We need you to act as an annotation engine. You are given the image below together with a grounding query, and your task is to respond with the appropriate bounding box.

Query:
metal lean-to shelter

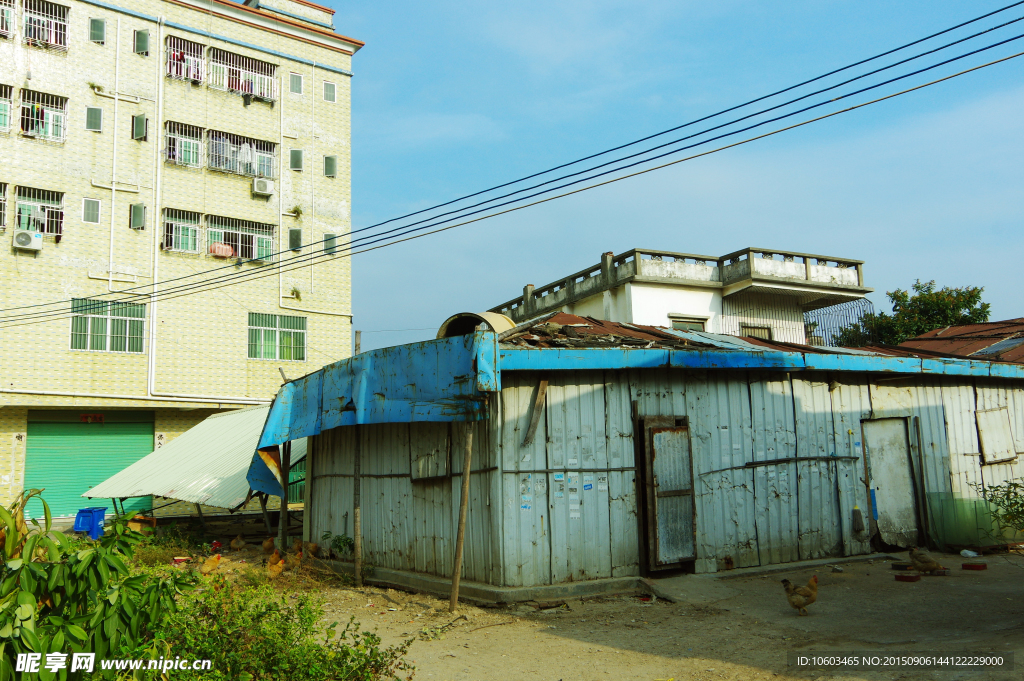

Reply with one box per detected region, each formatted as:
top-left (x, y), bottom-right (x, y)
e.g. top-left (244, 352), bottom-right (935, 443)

top-left (249, 313), bottom-right (1024, 600)
top-left (86, 405), bottom-right (305, 513)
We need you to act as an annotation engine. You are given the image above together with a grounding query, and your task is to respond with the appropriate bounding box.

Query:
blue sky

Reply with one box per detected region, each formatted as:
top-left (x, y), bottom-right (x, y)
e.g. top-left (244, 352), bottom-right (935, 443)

top-left (317, 0), bottom-right (1024, 351)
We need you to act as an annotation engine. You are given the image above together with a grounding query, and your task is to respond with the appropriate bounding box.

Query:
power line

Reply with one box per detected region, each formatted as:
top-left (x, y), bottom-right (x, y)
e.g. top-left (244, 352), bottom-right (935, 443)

top-left (3, 2), bottom-right (1023, 317)
top-left (1, 49), bottom-right (1019, 331)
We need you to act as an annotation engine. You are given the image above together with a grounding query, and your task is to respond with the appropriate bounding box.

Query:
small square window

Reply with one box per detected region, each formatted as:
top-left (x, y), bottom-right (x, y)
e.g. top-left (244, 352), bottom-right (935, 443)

top-left (740, 324), bottom-right (773, 340)
top-left (671, 319), bottom-right (705, 332)
top-left (289, 73), bottom-right (303, 94)
top-left (323, 233), bottom-right (338, 254)
top-left (129, 203), bottom-right (146, 230)
top-left (85, 107), bottom-right (103, 132)
top-left (290, 149), bottom-right (303, 171)
top-left (323, 81), bottom-right (336, 103)
top-left (134, 30), bottom-right (149, 56)
top-left (132, 114), bottom-right (148, 141)
top-left (323, 155), bottom-right (337, 177)
top-left (90, 18), bottom-right (106, 44)
top-left (82, 198), bottom-right (101, 224)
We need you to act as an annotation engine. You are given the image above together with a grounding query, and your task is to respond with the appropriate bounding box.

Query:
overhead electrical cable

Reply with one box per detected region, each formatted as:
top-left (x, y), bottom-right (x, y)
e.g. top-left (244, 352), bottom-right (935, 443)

top-left (2, 2), bottom-right (1023, 316)
top-left (1, 48), bottom-right (1020, 330)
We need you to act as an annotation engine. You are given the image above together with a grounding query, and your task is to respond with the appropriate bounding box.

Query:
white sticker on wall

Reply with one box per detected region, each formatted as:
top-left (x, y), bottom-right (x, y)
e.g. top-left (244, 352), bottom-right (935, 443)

top-left (568, 457), bottom-right (579, 467)
top-left (583, 475), bottom-right (594, 491)
top-left (597, 475), bottom-right (608, 491)
top-left (570, 510), bottom-right (581, 519)
top-left (555, 483), bottom-right (565, 498)
top-left (534, 479), bottom-right (546, 494)
top-left (553, 472), bottom-right (565, 481)
top-left (521, 494), bottom-right (532, 511)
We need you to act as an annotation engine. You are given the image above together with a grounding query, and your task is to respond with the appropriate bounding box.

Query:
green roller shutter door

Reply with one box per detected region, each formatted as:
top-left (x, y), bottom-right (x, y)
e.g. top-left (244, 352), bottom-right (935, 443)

top-left (24, 420), bottom-right (154, 519)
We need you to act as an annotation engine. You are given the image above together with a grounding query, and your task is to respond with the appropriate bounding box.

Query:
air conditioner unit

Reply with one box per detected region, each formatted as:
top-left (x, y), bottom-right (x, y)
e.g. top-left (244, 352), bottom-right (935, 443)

top-left (13, 230), bottom-right (43, 252)
top-left (252, 178), bottom-right (274, 196)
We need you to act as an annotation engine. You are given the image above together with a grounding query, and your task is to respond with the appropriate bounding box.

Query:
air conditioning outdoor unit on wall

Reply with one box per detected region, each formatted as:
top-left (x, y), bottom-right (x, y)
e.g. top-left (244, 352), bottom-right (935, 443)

top-left (13, 230), bottom-right (44, 252)
top-left (252, 178), bottom-right (274, 196)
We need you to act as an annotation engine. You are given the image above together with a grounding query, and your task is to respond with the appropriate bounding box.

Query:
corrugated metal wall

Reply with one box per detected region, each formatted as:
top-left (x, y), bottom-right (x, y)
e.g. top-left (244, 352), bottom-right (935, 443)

top-left (308, 370), bottom-right (1024, 589)
top-left (308, 419), bottom-right (496, 583)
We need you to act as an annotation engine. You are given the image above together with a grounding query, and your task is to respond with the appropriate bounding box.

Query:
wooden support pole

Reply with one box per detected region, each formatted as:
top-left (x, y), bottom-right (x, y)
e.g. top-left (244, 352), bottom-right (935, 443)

top-left (521, 378), bottom-right (549, 447)
top-left (259, 493), bottom-right (272, 534)
top-left (353, 424), bottom-right (363, 587)
top-left (194, 503), bottom-right (205, 532)
top-left (450, 423), bottom-right (474, 613)
top-left (278, 441), bottom-right (291, 550)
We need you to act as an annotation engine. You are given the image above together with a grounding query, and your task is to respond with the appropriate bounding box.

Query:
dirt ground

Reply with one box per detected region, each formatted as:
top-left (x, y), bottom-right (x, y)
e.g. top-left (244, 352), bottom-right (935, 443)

top-left (308, 551), bottom-right (1023, 681)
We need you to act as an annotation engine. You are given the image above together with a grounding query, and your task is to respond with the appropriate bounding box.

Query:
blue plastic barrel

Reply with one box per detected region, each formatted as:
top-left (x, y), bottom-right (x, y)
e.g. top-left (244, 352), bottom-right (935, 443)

top-left (73, 507), bottom-right (107, 540)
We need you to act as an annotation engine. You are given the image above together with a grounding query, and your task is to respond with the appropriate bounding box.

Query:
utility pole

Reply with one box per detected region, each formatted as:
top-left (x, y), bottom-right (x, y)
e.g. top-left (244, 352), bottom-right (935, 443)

top-left (354, 330), bottom-right (361, 355)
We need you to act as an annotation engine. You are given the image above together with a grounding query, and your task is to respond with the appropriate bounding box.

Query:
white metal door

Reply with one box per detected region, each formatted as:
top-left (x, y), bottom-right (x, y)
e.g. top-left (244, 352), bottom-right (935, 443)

top-left (650, 427), bottom-right (695, 564)
top-left (863, 418), bottom-right (918, 547)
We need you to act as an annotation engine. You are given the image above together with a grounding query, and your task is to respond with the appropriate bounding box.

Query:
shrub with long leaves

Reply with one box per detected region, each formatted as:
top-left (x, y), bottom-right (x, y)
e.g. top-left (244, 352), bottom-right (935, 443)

top-left (0, 490), bottom-right (193, 680)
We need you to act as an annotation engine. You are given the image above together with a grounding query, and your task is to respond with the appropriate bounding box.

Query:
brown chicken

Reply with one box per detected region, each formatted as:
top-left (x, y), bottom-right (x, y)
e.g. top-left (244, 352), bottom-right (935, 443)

top-left (305, 542), bottom-right (319, 558)
top-left (267, 549), bottom-right (282, 566)
top-left (200, 554), bottom-right (222, 576)
top-left (781, 575), bottom-right (818, 616)
top-left (229, 534), bottom-right (247, 552)
top-left (909, 548), bottom-right (945, 573)
top-left (283, 550), bottom-right (303, 572)
top-left (267, 560), bottom-right (284, 579)
top-left (262, 536), bottom-right (277, 554)
top-left (291, 538), bottom-right (303, 554)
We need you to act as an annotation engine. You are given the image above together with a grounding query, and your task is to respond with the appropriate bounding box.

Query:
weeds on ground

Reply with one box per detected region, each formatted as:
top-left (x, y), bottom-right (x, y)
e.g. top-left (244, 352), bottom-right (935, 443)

top-left (145, 576), bottom-right (414, 680)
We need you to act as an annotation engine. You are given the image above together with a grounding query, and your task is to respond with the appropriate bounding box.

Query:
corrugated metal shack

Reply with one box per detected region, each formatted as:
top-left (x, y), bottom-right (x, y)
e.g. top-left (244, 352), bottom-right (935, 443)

top-left (252, 313), bottom-right (1024, 599)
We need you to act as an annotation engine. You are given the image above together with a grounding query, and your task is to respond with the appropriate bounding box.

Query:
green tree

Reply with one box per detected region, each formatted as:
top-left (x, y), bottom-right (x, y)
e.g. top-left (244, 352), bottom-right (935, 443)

top-left (835, 279), bottom-right (990, 347)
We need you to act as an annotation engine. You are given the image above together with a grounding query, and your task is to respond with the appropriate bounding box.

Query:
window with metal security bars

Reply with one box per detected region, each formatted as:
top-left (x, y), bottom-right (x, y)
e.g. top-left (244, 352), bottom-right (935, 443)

top-left (20, 89), bottom-right (67, 142)
top-left (22, 0), bottom-right (68, 50)
top-left (248, 313), bottom-right (306, 361)
top-left (165, 122), bottom-right (203, 168)
top-left (162, 208), bottom-right (200, 253)
top-left (0, 0), bottom-right (13, 38)
top-left (0, 84), bottom-right (11, 133)
top-left (15, 186), bottom-right (62, 234)
top-left (0, 183), bottom-right (6, 229)
top-left (207, 216), bottom-right (274, 261)
top-left (71, 299), bottom-right (146, 353)
top-left (208, 48), bottom-right (278, 100)
top-left (165, 35), bottom-right (204, 82)
top-left (208, 130), bottom-right (275, 178)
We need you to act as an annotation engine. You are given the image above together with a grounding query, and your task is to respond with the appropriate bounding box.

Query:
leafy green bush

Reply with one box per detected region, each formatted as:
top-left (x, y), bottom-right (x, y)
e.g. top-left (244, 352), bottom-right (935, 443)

top-left (975, 478), bottom-right (1024, 536)
top-left (0, 490), bottom-right (193, 680)
top-left (150, 578), bottom-right (413, 680)
top-left (320, 531), bottom-right (354, 559)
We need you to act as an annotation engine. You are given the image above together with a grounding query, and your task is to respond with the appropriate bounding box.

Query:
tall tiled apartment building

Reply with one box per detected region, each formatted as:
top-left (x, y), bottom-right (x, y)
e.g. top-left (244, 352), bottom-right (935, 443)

top-left (0, 0), bottom-right (362, 517)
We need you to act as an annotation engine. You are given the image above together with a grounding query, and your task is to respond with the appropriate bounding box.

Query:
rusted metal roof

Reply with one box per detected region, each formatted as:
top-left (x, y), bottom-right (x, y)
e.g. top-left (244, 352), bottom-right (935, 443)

top-left (899, 319), bottom-right (1024, 364)
top-left (499, 312), bottom-right (718, 349)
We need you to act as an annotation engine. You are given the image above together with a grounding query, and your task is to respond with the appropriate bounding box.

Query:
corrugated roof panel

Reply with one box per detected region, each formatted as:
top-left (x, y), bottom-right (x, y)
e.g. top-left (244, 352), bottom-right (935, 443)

top-left (85, 405), bottom-right (304, 509)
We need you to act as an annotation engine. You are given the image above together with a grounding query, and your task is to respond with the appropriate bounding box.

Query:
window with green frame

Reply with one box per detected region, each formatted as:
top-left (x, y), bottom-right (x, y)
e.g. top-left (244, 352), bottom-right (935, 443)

top-left (71, 299), bottom-right (146, 353)
top-left (248, 313), bottom-right (306, 361)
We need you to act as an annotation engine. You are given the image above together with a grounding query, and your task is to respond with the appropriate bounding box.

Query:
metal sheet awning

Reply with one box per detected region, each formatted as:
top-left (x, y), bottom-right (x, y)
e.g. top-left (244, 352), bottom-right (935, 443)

top-left (85, 405), bottom-right (306, 509)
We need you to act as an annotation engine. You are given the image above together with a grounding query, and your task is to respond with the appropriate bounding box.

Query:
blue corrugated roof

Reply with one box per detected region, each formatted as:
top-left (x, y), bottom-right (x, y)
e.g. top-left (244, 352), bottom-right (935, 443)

top-left (251, 327), bottom-right (1024, 456)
